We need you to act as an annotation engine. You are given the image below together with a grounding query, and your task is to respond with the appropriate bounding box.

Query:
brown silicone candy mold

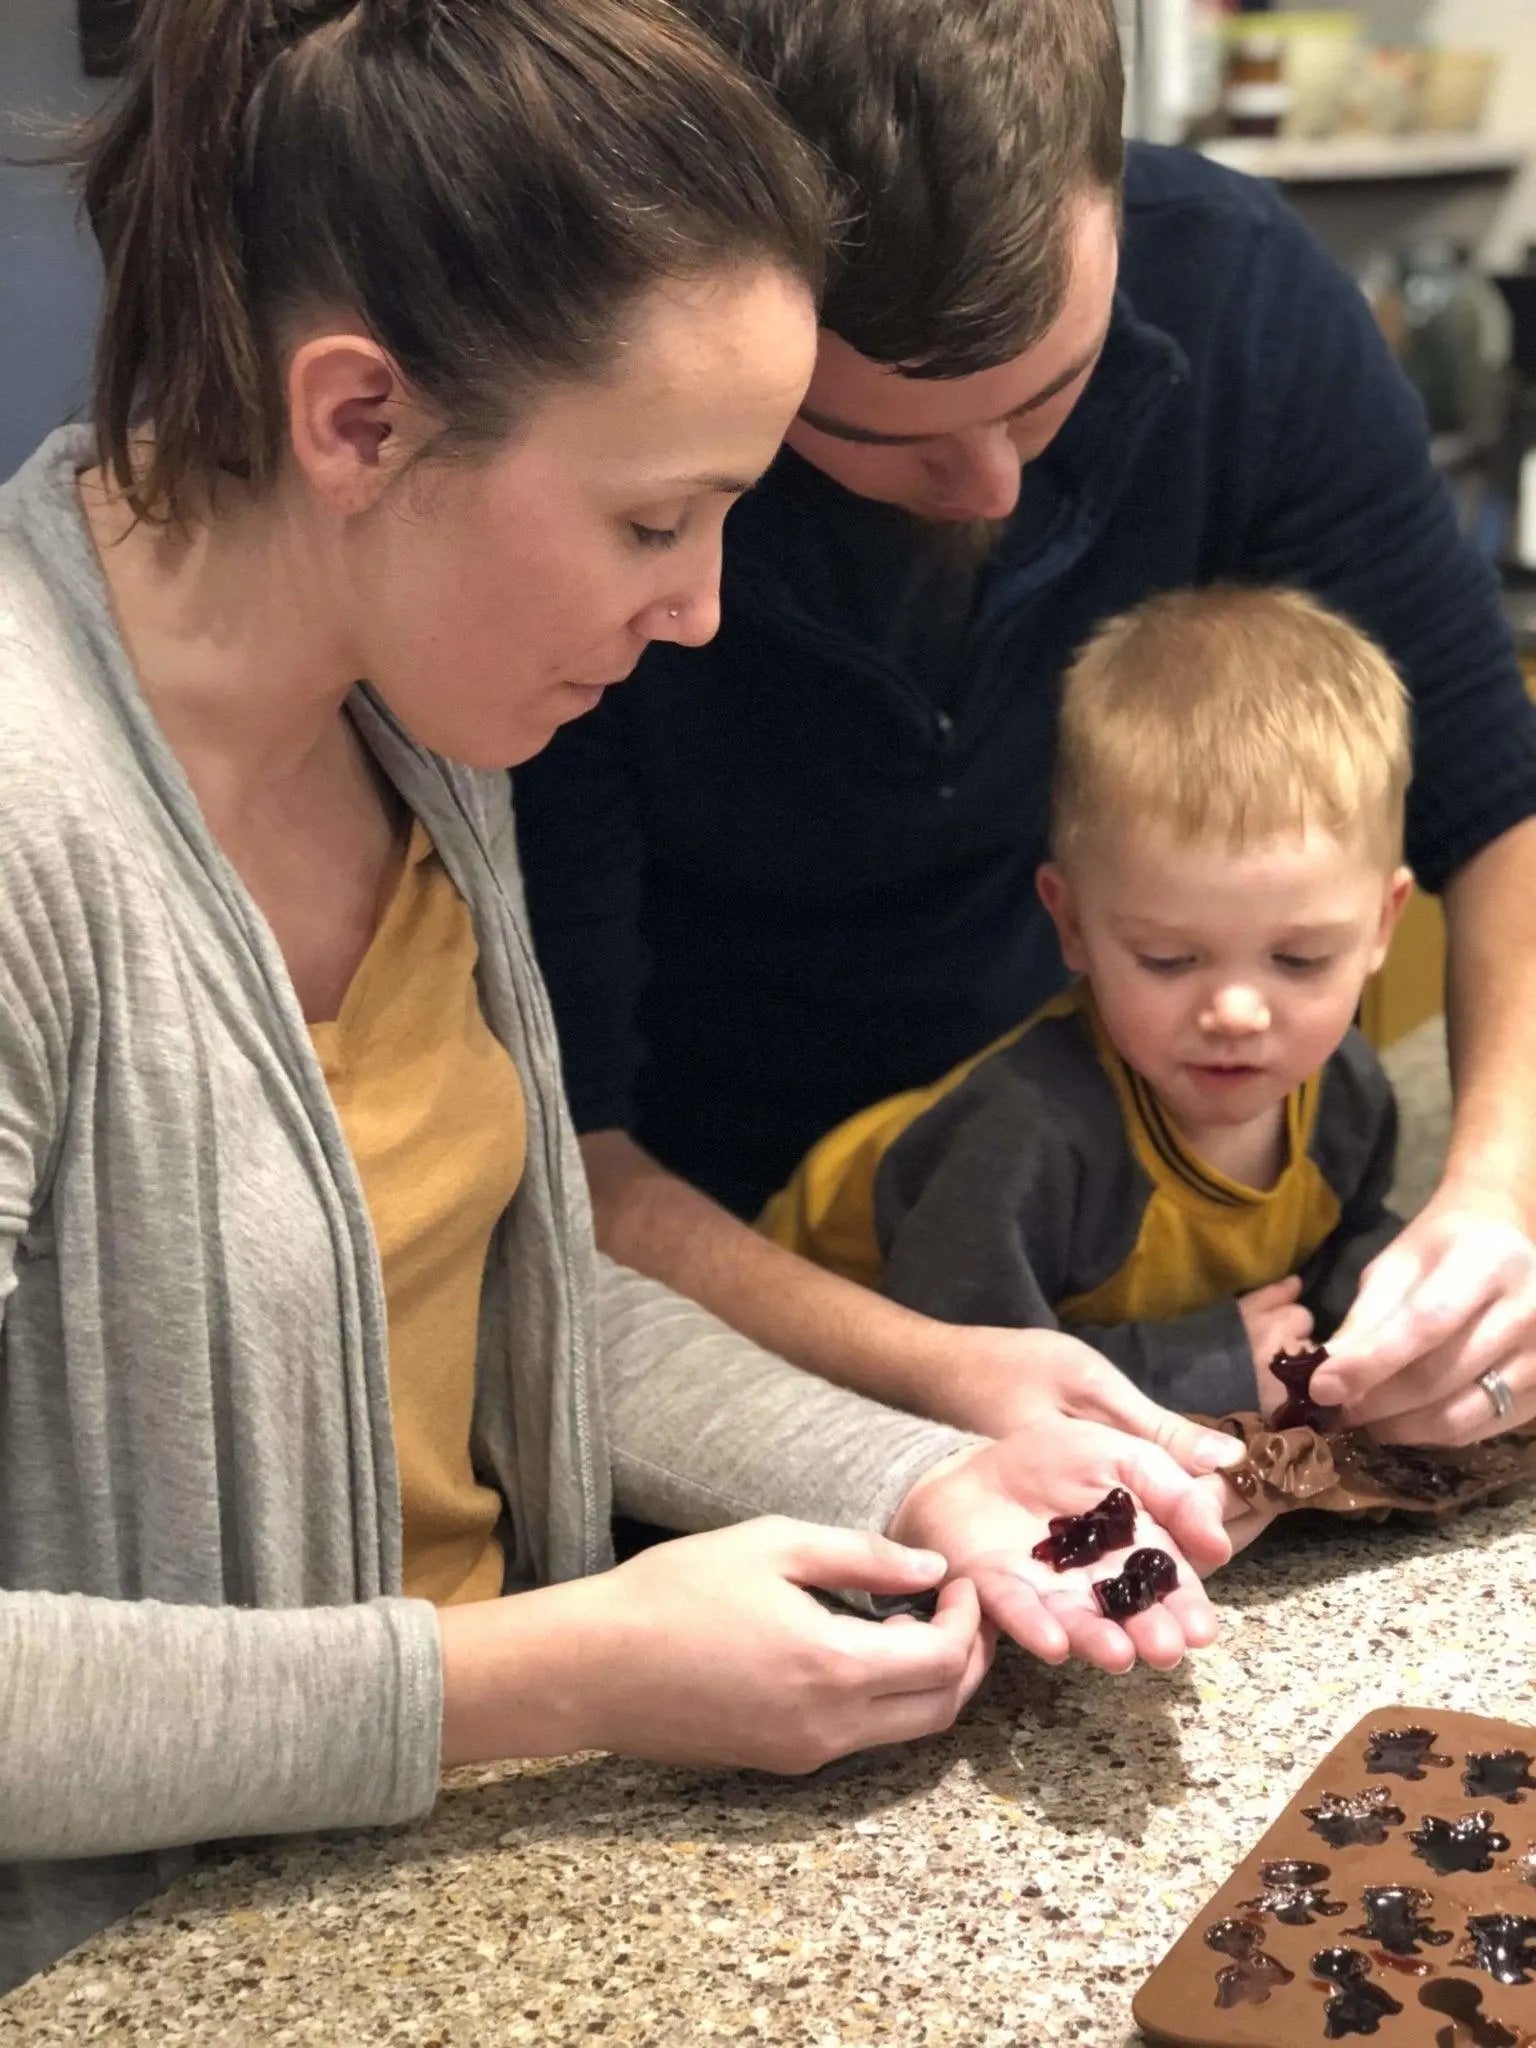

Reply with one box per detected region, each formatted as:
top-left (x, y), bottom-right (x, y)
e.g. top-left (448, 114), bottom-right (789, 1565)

top-left (1134, 1707), bottom-right (1536, 2048)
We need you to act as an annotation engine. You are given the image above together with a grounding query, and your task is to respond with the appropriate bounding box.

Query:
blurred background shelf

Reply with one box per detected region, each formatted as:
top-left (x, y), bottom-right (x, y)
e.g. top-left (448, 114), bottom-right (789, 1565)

top-left (1200, 131), bottom-right (1526, 180)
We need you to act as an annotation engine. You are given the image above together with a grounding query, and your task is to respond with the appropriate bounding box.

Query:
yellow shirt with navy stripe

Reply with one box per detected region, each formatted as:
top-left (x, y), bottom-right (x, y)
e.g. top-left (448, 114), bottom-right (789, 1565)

top-left (760, 981), bottom-right (1397, 1413)
top-left (310, 819), bottom-right (525, 1607)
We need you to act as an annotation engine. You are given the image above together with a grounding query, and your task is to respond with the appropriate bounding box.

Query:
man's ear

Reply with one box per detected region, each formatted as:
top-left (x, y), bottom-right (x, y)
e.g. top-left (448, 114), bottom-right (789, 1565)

top-left (286, 333), bottom-right (416, 517)
top-left (1367, 864), bottom-right (1415, 977)
top-left (1037, 861), bottom-right (1087, 971)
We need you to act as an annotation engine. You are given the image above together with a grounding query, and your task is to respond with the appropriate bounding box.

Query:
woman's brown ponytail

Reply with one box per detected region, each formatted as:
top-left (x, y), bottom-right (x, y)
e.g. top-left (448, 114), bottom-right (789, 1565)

top-left (75, 0), bottom-right (828, 523)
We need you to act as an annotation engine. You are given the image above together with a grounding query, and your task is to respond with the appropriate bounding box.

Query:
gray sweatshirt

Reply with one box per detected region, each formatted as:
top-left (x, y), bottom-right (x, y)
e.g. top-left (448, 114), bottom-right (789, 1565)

top-left (0, 432), bottom-right (972, 1994)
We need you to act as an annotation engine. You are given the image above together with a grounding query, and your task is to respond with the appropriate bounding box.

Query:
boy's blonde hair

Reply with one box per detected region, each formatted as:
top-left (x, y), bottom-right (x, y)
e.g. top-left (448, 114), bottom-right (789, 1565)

top-left (1051, 586), bottom-right (1410, 870)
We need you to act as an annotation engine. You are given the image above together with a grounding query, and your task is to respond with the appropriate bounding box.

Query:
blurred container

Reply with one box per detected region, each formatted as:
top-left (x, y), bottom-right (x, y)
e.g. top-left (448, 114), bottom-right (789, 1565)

top-left (1218, 10), bottom-right (1363, 140)
top-left (1417, 49), bottom-right (1499, 134)
top-left (1398, 242), bottom-right (1508, 436)
top-left (1281, 12), bottom-right (1363, 138)
top-left (1336, 44), bottom-right (1425, 134)
top-left (1224, 27), bottom-right (1290, 138)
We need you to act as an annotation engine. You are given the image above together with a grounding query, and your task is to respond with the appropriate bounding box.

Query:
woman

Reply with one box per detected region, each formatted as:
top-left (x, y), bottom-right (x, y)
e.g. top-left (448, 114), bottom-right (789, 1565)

top-left (0, 0), bottom-right (1237, 1994)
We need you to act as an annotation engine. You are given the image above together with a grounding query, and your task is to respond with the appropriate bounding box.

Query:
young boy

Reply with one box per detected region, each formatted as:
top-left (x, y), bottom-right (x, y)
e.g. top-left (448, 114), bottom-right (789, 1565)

top-left (759, 586), bottom-right (1413, 1417)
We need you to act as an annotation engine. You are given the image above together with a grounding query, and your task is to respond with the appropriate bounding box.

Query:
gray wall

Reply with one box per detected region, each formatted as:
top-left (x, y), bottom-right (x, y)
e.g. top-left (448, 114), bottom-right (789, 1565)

top-left (1, 0), bottom-right (111, 481)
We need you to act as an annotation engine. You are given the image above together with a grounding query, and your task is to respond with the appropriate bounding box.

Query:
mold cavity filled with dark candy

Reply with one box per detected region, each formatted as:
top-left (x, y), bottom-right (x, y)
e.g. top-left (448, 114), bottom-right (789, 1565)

top-left (1419, 1976), bottom-right (1528, 2046)
top-left (1456, 1913), bottom-right (1536, 1987)
top-left (1346, 1884), bottom-right (1451, 1955)
top-left (1089, 1545), bottom-right (1177, 1620)
top-left (1464, 1752), bottom-right (1536, 1804)
top-left (1269, 1342), bottom-right (1332, 1429)
top-left (1304, 1788), bottom-right (1408, 1849)
top-left (1030, 1485), bottom-right (1137, 1570)
top-left (1365, 1726), bottom-right (1454, 1780)
top-left (1205, 1915), bottom-right (1294, 2007)
top-left (1310, 1947), bottom-right (1404, 2037)
top-left (1239, 1860), bottom-right (1347, 1927)
top-left (1411, 1811), bottom-right (1512, 1875)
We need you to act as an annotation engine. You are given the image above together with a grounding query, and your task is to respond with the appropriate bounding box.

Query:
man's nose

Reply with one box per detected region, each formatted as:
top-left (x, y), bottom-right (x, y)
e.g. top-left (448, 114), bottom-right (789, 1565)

top-left (1201, 983), bottom-right (1271, 1035)
top-left (925, 427), bottom-right (1023, 520)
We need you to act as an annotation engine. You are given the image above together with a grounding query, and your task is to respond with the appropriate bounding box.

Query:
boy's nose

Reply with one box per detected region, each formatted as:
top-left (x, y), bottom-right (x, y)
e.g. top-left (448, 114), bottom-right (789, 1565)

top-left (1201, 983), bottom-right (1271, 1036)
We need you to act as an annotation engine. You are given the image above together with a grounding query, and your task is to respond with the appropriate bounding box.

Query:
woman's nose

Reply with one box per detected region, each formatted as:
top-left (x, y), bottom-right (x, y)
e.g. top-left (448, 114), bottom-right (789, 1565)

top-left (925, 427), bottom-right (1023, 520)
top-left (643, 549), bottom-right (723, 648)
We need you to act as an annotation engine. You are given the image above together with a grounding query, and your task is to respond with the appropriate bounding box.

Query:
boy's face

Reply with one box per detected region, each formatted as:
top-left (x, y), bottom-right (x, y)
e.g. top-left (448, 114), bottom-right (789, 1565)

top-left (783, 191), bottom-right (1119, 523)
top-left (1038, 824), bottom-right (1412, 1141)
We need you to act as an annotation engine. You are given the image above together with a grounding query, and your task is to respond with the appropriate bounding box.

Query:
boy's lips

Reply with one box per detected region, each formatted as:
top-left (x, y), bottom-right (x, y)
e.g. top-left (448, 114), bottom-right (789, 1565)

top-left (1185, 1061), bottom-right (1267, 1086)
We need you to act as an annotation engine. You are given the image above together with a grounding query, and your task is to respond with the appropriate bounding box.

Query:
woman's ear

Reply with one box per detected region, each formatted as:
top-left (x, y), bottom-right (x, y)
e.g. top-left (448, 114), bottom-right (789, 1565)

top-left (1037, 861), bottom-right (1087, 971)
top-left (285, 333), bottom-right (415, 516)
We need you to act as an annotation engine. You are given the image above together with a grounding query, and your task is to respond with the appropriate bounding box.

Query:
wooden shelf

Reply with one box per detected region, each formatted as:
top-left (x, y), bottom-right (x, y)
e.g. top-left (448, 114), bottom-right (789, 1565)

top-left (1199, 133), bottom-right (1527, 183)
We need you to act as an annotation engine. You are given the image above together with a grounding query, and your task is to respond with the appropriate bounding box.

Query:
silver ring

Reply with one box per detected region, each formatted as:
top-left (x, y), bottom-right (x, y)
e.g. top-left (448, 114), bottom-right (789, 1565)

top-left (1477, 1368), bottom-right (1516, 1421)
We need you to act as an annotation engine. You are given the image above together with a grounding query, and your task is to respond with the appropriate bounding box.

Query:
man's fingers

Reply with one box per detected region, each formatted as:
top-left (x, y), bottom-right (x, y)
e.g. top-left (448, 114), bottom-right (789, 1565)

top-left (1074, 1372), bottom-right (1247, 1477)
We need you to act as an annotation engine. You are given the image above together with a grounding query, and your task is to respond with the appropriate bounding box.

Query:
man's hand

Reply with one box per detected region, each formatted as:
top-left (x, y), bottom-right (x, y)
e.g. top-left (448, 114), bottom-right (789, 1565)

top-left (938, 1325), bottom-right (1253, 1477)
top-left (888, 1419), bottom-right (1234, 1676)
top-left (1310, 1187), bottom-right (1536, 1443)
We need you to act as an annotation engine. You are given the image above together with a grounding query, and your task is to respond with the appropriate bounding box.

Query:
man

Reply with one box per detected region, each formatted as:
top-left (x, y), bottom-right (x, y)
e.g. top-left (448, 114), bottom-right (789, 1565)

top-left (515, 0), bottom-right (1536, 1450)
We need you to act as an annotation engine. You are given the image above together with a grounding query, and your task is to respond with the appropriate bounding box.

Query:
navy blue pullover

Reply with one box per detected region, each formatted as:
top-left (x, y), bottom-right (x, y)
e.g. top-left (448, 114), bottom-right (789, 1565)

top-left (515, 145), bottom-right (1536, 1218)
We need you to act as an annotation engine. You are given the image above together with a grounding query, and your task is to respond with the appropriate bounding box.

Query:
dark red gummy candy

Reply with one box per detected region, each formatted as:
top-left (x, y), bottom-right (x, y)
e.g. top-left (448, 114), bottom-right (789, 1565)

top-left (1091, 1546), bottom-right (1177, 1621)
top-left (1031, 1486), bottom-right (1137, 1570)
top-left (1269, 1343), bottom-right (1332, 1430)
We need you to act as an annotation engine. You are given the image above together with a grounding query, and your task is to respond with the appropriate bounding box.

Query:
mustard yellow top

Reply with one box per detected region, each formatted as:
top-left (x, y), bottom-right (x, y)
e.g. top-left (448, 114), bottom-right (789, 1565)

top-left (311, 820), bottom-right (526, 1606)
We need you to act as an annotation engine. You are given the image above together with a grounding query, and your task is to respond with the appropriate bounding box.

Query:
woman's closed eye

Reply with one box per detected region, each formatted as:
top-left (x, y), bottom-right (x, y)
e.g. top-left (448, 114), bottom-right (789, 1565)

top-left (630, 521), bottom-right (682, 550)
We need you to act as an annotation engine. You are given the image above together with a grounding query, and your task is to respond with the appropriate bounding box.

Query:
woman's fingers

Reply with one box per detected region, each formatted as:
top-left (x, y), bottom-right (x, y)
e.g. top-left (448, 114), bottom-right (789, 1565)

top-left (775, 1519), bottom-right (950, 1596)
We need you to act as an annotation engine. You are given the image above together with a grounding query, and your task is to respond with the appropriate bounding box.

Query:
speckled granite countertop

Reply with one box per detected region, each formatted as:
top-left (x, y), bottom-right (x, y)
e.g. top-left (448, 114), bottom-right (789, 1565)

top-left (3, 1494), bottom-right (1532, 2046)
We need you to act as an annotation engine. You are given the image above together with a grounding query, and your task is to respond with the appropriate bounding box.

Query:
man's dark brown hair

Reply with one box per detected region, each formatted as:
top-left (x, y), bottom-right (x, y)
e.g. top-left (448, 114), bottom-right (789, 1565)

top-left (682, 0), bottom-right (1124, 378)
top-left (76, 0), bottom-right (829, 524)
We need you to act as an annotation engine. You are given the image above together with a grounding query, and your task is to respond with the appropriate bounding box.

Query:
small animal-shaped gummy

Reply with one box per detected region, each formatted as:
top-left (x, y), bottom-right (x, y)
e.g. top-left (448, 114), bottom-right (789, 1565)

top-left (1365, 1725), bottom-right (1453, 1779)
top-left (1456, 1913), bottom-right (1536, 1987)
top-left (1311, 1947), bottom-right (1404, 2038)
top-left (1089, 1546), bottom-right (1177, 1621)
top-left (1269, 1342), bottom-right (1332, 1429)
top-left (1304, 1787), bottom-right (1407, 1849)
top-left (1030, 1486), bottom-right (1137, 1570)
top-left (1204, 1916), bottom-right (1294, 2008)
top-left (1503, 1841), bottom-right (1536, 1888)
top-left (1238, 1858), bottom-right (1347, 1927)
top-left (1464, 1752), bottom-right (1536, 1805)
top-left (1346, 1884), bottom-right (1451, 1956)
top-left (1411, 1811), bottom-right (1511, 1876)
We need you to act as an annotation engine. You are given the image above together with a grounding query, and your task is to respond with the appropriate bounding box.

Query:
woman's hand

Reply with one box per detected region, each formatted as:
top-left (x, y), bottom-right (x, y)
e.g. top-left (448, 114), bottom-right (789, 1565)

top-left (439, 1518), bottom-right (991, 1775)
top-left (887, 1419), bottom-right (1234, 1676)
top-left (1310, 1189), bottom-right (1536, 1443)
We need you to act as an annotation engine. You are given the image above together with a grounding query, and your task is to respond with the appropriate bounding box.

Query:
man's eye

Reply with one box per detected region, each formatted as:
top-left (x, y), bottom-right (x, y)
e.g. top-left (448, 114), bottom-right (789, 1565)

top-left (1275, 953), bottom-right (1330, 974)
top-left (1137, 955), bottom-right (1192, 975)
top-left (630, 522), bottom-right (681, 550)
